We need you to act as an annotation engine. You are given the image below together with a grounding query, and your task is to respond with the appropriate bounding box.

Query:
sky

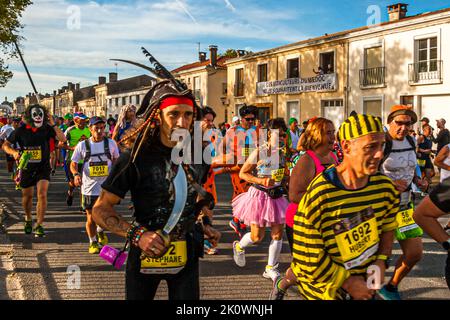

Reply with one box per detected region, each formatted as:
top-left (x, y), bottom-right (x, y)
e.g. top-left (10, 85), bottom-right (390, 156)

top-left (1, 0), bottom-right (450, 101)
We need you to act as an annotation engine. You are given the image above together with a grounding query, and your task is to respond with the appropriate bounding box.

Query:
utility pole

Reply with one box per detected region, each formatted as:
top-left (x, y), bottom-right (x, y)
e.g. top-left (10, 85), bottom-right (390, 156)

top-left (13, 39), bottom-right (39, 103)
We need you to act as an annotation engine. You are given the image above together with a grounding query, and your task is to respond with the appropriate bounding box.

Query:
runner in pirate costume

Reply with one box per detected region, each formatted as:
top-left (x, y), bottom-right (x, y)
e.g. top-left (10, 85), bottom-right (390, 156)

top-left (2, 104), bottom-right (66, 236)
top-left (93, 49), bottom-right (219, 300)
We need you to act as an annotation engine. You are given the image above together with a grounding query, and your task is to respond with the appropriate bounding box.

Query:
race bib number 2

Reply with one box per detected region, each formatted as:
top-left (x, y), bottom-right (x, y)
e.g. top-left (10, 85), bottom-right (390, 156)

top-left (26, 147), bottom-right (42, 163)
top-left (140, 240), bottom-right (187, 274)
top-left (241, 147), bottom-right (255, 157)
top-left (333, 207), bottom-right (380, 270)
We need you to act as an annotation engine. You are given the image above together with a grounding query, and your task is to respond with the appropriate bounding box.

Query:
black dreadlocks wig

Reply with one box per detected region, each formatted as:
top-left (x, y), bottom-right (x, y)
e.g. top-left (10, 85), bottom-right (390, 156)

top-left (24, 104), bottom-right (50, 128)
top-left (112, 48), bottom-right (204, 163)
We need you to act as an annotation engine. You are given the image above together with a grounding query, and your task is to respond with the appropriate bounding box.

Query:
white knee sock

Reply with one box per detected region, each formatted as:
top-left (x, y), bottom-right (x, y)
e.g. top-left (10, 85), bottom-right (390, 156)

top-left (268, 240), bottom-right (283, 267)
top-left (96, 226), bottom-right (104, 233)
top-left (89, 236), bottom-right (97, 244)
top-left (239, 232), bottom-right (254, 249)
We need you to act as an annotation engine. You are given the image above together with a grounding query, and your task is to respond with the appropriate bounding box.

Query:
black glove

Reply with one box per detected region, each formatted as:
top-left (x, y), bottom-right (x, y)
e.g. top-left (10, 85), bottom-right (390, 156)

top-left (445, 251), bottom-right (450, 290)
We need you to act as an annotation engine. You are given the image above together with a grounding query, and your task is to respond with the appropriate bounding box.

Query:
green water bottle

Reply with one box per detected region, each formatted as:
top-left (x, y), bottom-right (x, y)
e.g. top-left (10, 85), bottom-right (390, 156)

top-left (394, 202), bottom-right (423, 240)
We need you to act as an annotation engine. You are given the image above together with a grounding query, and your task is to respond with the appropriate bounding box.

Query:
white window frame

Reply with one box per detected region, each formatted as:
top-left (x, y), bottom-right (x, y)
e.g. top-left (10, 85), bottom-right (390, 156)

top-left (363, 40), bottom-right (384, 69)
top-left (414, 32), bottom-right (441, 64)
top-left (362, 95), bottom-right (385, 122)
top-left (193, 76), bottom-right (201, 91)
top-left (286, 100), bottom-right (300, 123)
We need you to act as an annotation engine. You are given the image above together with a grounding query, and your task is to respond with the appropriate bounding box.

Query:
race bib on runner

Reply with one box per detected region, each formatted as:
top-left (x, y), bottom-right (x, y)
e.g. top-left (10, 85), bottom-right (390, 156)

top-left (417, 159), bottom-right (426, 167)
top-left (241, 147), bottom-right (255, 157)
top-left (140, 240), bottom-right (187, 274)
top-left (396, 205), bottom-right (419, 233)
top-left (25, 147), bottom-right (42, 163)
top-left (333, 207), bottom-right (380, 270)
top-left (89, 161), bottom-right (109, 177)
top-left (271, 168), bottom-right (284, 182)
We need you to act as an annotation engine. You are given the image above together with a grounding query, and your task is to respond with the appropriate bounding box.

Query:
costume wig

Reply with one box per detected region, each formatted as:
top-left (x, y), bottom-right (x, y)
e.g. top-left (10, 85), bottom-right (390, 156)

top-left (24, 104), bottom-right (50, 128)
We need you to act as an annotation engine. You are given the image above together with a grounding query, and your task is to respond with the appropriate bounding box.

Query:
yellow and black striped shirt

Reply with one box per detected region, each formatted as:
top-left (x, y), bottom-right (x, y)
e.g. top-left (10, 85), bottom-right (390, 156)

top-left (291, 166), bottom-right (399, 300)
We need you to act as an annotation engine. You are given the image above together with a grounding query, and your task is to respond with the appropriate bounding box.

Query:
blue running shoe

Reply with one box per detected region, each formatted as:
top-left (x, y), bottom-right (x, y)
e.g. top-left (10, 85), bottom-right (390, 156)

top-left (378, 285), bottom-right (401, 300)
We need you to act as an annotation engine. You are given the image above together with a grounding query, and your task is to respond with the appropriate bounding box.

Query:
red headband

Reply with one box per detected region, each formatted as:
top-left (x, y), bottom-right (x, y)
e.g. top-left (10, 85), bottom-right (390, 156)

top-left (159, 96), bottom-right (194, 110)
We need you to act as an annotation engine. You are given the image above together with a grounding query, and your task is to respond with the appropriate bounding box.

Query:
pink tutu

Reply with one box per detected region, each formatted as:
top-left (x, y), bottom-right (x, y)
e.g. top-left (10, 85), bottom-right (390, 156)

top-left (232, 186), bottom-right (288, 228)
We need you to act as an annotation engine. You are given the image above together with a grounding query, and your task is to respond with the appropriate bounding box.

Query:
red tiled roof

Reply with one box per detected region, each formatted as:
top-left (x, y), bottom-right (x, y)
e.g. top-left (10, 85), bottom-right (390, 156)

top-left (172, 56), bottom-right (229, 73)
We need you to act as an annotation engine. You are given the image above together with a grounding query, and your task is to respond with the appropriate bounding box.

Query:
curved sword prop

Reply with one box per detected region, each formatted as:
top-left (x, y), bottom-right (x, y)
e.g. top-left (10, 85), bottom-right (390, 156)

top-left (141, 164), bottom-right (188, 258)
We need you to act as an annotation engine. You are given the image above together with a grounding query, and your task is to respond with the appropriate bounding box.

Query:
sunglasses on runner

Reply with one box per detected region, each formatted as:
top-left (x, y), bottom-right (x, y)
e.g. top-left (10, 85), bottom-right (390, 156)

top-left (244, 117), bottom-right (255, 122)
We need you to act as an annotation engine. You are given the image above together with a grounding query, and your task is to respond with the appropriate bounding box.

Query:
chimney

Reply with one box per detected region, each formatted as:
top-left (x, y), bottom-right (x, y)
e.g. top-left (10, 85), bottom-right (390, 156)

top-left (67, 82), bottom-right (74, 90)
top-left (209, 45), bottom-right (218, 67)
top-left (109, 72), bottom-right (118, 83)
top-left (75, 83), bottom-right (80, 90)
top-left (99, 76), bottom-right (107, 85)
top-left (387, 3), bottom-right (408, 22)
top-left (53, 90), bottom-right (56, 96)
top-left (199, 52), bottom-right (207, 62)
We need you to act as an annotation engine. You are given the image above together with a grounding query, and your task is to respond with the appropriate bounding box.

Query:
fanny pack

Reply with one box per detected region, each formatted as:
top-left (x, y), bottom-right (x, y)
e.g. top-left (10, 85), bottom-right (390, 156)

top-left (253, 184), bottom-right (286, 199)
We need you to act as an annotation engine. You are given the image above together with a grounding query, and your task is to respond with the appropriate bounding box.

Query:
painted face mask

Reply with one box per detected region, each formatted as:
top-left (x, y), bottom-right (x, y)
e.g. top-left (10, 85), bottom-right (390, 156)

top-left (31, 107), bottom-right (44, 128)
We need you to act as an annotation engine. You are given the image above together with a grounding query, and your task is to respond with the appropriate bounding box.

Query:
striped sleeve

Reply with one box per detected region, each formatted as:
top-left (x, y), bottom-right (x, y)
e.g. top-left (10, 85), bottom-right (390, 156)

top-left (381, 180), bottom-right (400, 232)
top-left (291, 193), bottom-right (350, 300)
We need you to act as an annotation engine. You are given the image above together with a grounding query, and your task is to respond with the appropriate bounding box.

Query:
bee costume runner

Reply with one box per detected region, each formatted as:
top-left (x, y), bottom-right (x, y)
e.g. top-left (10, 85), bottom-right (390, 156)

top-left (290, 113), bottom-right (399, 300)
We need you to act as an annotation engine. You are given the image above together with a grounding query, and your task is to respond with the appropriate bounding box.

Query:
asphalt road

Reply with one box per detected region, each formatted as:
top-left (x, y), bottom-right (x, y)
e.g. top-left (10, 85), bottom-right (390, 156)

top-left (0, 160), bottom-right (449, 300)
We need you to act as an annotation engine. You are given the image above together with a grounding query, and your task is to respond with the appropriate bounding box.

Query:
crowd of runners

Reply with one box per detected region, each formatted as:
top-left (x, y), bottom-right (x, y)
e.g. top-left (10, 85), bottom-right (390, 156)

top-left (0, 75), bottom-right (449, 300)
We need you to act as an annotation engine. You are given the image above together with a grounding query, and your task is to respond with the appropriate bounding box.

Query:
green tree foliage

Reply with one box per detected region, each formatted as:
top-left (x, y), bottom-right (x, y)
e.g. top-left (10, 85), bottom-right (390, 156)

top-left (220, 49), bottom-right (238, 58)
top-left (0, 0), bottom-right (33, 87)
top-left (219, 49), bottom-right (253, 58)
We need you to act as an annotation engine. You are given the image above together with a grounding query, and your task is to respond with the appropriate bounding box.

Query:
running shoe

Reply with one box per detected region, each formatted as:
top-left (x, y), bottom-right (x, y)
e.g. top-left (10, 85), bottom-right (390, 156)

top-left (269, 275), bottom-right (286, 300)
top-left (24, 220), bottom-right (32, 234)
top-left (229, 219), bottom-right (246, 238)
top-left (378, 285), bottom-right (401, 300)
top-left (97, 231), bottom-right (109, 246)
top-left (204, 246), bottom-right (218, 255)
top-left (33, 224), bottom-right (45, 237)
top-left (66, 191), bottom-right (73, 206)
top-left (232, 240), bottom-right (246, 267)
top-left (263, 264), bottom-right (281, 281)
top-left (89, 241), bottom-right (100, 254)
top-left (204, 240), bottom-right (218, 255)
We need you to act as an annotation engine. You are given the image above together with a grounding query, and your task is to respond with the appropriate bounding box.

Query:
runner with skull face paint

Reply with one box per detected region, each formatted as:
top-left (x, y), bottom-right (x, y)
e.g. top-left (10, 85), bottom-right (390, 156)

top-left (2, 104), bottom-right (66, 237)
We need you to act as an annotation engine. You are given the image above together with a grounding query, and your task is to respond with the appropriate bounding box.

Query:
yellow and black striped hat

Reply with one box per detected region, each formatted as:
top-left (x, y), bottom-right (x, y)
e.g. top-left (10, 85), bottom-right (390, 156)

top-left (338, 113), bottom-right (384, 141)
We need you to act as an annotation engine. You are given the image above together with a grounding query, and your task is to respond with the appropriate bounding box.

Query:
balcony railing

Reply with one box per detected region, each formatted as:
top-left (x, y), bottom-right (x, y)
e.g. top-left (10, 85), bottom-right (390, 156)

top-left (359, 66), bottom-right (385, 88)
top-left (193, 89), bottom-right (201, 101)
top-left (408, 60), bottom-right (443, 84)
top-left (234, 83), bottom-right (244, 96)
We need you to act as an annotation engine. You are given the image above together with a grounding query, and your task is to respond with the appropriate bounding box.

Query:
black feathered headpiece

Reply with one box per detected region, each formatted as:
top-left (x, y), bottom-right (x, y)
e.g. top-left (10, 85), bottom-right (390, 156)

top-left (111, 48), bottom-right (203, 162)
